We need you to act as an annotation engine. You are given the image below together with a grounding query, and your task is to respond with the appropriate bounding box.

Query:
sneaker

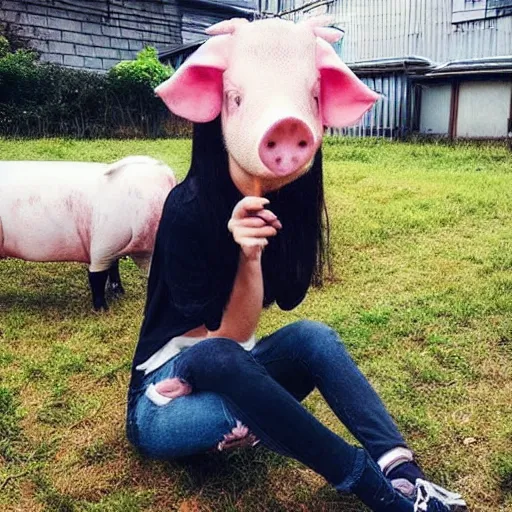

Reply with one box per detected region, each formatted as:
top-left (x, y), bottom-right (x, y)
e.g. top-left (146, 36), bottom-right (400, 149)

top-left (390, 477), bottom-right (417, 498)
top-left (414, 479), bottom-right (468, 512)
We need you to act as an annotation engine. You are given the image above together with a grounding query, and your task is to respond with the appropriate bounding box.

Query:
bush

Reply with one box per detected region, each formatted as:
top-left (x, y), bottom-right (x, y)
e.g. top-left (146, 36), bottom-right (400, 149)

top-left (109, 46), bottom-right (173, 88)
top-left (0, 43), bottom-right (190, 138)
top-left (0, 35), bottom-right (9, 58)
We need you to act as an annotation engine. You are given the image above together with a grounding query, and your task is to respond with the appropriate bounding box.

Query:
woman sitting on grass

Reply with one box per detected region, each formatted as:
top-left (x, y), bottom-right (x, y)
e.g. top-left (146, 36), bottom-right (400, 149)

top-left (126, 116), bottom-right (467, 512)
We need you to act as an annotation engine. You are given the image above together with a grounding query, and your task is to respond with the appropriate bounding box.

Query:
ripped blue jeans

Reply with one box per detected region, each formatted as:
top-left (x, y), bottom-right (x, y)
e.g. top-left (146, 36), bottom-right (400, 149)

top-left (126, 320), bottom-right (407, 492)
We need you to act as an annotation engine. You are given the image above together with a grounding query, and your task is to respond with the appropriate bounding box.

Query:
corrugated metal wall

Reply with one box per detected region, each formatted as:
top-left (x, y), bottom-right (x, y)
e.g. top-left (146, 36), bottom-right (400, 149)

top-left (262, 1), bottom-right (512, 138)
top-left (265, 1), bottom-right (512, 63)
top-left (329, 74), bottom-right (413, 138)
top-left (326, 0), bottom-right (512, 64)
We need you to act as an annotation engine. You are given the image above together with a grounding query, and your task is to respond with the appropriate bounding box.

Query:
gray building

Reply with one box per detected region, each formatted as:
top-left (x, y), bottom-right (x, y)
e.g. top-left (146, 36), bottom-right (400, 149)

top-left (160, 0), bottom-right (512, 138)
top-left (3, 0), bottom-right (511, 138)
top-left (329, 0), bottom-right (512, 139)
top-left (269, 0), bottom-right (512, 139)
top-left (0, 0), bottom-right (255, 72)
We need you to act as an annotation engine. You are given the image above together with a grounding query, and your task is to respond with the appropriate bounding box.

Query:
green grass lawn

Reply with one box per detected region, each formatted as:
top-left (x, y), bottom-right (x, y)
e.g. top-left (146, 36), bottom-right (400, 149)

top-left (1, 137), bottom-right (511, 512)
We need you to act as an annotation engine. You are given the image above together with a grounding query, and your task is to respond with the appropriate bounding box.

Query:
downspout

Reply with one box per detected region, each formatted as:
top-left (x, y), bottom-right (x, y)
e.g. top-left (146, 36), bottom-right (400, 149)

top-left (508, 85), bottom-right (512, 151)
top-left (448, 81), bottom-right (460, 141)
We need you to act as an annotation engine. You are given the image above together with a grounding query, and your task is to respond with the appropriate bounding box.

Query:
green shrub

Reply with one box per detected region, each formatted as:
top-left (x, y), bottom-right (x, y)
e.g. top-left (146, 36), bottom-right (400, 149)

top-left (0, 48), bottom-right (42, 98)
top-left (0, 35), bottom-right (9, 58)
top-left (109, 46), bottom-right (173, 88)
top-left (0, 44), bottom-right (188, 138)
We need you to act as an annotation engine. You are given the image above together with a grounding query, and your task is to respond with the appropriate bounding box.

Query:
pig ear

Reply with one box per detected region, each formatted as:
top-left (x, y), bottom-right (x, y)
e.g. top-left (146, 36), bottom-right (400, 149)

top-left (155, 36), bottom-right (230, 123)
top-left (300, 14), bottom-right (335, 27)
top-left (313, 27), bottom-right (344, 43)
top-left (206, 18), bottom-right (249, 36)
top-left (316, 38), bottom-right (380, 128)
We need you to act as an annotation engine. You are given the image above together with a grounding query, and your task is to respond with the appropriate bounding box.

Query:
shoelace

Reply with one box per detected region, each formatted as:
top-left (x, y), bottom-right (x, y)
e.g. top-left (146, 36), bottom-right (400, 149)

top-left (414, 479), bottom-right (468, 511)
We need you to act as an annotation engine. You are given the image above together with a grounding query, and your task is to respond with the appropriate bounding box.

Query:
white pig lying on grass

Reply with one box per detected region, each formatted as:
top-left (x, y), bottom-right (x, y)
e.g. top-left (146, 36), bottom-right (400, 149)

top-left (0, 156), bottom-right (176, 311)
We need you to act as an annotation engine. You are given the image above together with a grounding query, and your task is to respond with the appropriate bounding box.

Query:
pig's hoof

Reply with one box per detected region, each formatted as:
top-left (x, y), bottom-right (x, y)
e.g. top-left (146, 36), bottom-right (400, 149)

top-left (108, 282), bottom-right (125, 297)
top-left (92, 301), bottom-right (109, 313)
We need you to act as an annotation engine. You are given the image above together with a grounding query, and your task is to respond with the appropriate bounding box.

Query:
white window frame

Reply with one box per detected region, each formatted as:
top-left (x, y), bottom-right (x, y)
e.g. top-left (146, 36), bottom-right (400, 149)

top-left (452, 0), bottom-right (487, 23)
top-left (452, 0), bottom-right (512, 23)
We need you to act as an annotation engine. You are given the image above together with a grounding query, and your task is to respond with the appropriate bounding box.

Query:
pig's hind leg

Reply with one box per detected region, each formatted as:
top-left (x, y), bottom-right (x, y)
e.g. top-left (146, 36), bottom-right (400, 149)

top-left (88, 252), bottom-right (115, 312)
top-left (88, 229), bottom-right (132, 311)
top-left (88, 266), bottom-right (110, 312)
top-left (107, 259), bottom-right (125, 297)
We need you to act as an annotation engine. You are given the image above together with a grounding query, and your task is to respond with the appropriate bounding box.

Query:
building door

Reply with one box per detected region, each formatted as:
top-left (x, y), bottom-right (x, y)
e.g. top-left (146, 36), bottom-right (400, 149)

top-left (419, 84), bottom-right (452, 136)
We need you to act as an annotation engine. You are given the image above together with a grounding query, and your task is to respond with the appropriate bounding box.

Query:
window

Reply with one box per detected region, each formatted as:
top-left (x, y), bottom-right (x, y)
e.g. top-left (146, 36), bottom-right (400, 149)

top-left (452, 0), bottom-right (512, 23)
top-left (487, 0), bottom-right (512, 8)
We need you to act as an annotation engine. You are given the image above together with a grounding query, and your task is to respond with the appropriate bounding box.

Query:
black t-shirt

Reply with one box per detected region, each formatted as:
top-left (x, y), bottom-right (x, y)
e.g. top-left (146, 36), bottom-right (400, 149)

top-left (130, 174), bottom-right (241, 382)
top-left (130, 172), bottom-right (312, 389)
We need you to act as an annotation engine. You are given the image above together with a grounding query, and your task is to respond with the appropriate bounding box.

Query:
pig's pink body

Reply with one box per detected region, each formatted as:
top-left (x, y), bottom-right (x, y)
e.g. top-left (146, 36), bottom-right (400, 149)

top-left (0, 156), bottom-right (176, 272)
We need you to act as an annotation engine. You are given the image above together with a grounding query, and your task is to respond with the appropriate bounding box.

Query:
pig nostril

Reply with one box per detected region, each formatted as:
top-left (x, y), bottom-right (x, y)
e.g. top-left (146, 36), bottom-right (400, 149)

top-left (259, 118), bottom-right (315, 175)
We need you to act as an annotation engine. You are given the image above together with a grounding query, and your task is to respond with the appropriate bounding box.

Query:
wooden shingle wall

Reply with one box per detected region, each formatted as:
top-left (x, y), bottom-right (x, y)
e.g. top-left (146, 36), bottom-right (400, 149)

top-left (0, 0), bottom-right (181, 71)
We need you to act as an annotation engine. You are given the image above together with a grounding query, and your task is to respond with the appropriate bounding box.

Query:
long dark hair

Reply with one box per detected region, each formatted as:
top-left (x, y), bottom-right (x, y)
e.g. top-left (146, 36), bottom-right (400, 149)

top-left (184, 116), bottom-right (331, 310)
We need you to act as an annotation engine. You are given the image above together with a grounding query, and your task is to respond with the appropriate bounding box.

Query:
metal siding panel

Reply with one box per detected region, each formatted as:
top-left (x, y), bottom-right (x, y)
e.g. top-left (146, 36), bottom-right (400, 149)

top-left (371, 77), bottom-right (378, 136)
top-left (326, 0), bottom-right (512, 63)
top-left (334, 74), bottom-right (412, 139)
top-left (397, 76), bottom-right (403, 136)
top-left (285, 0), bottom-right (511, 139)
top-left (385, 76), bottom-right (391, 136)
top-left (373, 77), bottom-right (380, 137)
top-left (392, 76), bottom-right (397, 137)
top-left (376, 76), bottom-right (383, 135)
top-left (387, 76), bottom-right (393, 136)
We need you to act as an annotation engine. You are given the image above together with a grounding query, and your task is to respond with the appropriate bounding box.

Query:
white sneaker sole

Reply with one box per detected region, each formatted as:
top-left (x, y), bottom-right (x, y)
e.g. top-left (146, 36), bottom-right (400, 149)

top-left (414, 479), bottom-right (468, 511)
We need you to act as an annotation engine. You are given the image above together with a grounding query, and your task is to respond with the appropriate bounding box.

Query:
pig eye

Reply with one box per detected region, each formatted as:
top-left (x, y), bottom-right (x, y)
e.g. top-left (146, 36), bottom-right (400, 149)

top-left (314, 96), bottom-right (319, 110)
top-left (234, 95), bottom-right (242, 106)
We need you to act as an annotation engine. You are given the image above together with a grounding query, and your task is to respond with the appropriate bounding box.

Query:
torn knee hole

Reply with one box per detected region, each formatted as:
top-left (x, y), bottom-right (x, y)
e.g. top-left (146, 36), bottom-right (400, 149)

top-left (216, 420), bottom-right (260, 451)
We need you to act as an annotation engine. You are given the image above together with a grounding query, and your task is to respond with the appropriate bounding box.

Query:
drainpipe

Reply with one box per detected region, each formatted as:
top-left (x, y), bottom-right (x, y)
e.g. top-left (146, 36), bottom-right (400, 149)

top-left (508, 86), bottom-right (512, 151)
top-left (448, 81), bottom-right (460, 141)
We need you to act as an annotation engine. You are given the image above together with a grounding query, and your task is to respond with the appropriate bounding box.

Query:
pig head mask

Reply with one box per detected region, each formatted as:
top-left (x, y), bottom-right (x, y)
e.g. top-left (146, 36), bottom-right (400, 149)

top-left (156, 16), bottom-right (379, 190)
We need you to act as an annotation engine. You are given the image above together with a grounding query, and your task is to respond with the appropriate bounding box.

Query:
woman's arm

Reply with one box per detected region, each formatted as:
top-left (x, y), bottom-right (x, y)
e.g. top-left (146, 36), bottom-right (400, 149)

top-left (207, 196), bottom-right (281, 342)
top-left (154, 197), bottom-right (280, 400)
top-left (207, 250), bottom-right (263, 342)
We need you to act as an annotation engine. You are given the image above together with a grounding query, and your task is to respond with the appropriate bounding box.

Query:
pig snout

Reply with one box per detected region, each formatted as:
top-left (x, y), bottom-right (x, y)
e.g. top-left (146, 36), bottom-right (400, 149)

top-left (258, 117), bottom-right (315, 177)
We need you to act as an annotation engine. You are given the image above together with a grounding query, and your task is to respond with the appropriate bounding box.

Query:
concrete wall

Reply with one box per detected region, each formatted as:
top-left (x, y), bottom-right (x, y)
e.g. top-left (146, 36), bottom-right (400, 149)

top-left (457, 81), bottom-right (512, 138)
top-left (418, 79), bottom-right (512, 138)
top-left (0, 0), bottom-right (181, 71)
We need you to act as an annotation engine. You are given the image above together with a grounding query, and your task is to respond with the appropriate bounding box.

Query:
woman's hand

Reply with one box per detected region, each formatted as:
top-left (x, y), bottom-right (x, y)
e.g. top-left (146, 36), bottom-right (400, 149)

top-left (227, 197), bottom-right (282, 260)
top-left (211, 196), bottom-right (279, 341)
top-left (155, 377), bottom-right (192, 399)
